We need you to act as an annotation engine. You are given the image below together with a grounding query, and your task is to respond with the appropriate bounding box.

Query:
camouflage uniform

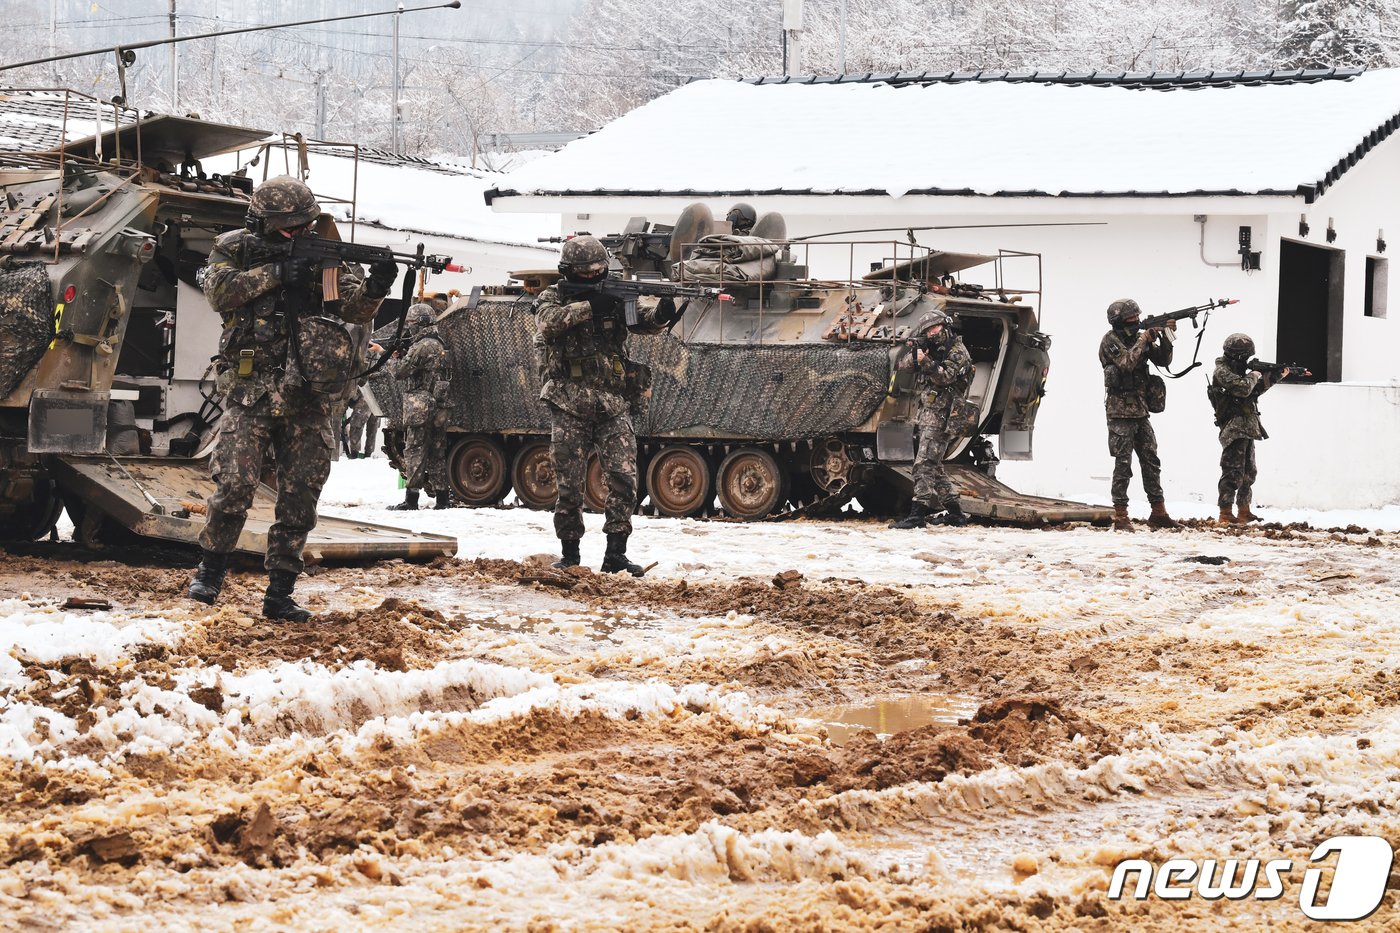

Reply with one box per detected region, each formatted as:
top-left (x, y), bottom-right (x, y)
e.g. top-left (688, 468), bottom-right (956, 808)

top-left (1099, 325), bottom-right (1173, 506)
top-left (198, 229), bottom-right (383, 573)
top-left (534, 282), bottom-right (665, 542)
top-left (393, 323), bottom-right (451, 496)
top-left (909, 336), bottom-right (974, 509)
top-left (1211, 356), bottom-right (1280, 511)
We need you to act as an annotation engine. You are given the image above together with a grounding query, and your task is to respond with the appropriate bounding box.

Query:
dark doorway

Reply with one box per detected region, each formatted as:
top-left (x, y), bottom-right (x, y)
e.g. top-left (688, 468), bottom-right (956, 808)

top-left (1277, 239), bottom-right (1343, 382)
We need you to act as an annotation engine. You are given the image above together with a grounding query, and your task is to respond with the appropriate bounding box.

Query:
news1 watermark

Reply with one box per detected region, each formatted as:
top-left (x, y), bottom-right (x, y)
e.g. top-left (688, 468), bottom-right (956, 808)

top-left (1108, 835), bottom-right (1395, 921)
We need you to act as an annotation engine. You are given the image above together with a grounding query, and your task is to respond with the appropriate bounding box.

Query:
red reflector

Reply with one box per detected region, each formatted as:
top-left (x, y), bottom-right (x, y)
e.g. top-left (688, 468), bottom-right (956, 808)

top-left (63, 285), bottom-right (76, 302)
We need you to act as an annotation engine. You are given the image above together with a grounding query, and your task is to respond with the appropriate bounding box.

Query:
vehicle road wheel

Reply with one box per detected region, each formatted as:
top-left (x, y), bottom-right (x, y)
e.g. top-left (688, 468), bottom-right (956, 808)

top-left (583, 454), bottom-right (608, 513)
top-left (511, 440), bottom-right (557, 510)
top-left (448, 436), bottom-right (510, 506)
top-left (645, 445), bottom-right (711, 517)
top-left (717, 447), bottom-right (786, 520)
top-left (0, 479), bottom-right (64, 542)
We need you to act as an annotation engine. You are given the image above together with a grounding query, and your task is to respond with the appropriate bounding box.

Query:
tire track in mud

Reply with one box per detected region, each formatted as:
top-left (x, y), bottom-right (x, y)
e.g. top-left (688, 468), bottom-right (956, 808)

top-left (3, 526), bottom-right (1400, 930)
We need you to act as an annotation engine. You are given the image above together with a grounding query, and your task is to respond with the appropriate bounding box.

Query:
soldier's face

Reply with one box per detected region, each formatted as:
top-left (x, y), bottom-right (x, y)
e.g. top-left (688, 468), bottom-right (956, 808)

top-left (572, 260), bottom-right (608, 282)
top-left (925, 324), bottom-right (944, 339)
top-left (277, 220), bottom-right (316, 239)
top-left (1122, 313), bottom-right (1140, 332)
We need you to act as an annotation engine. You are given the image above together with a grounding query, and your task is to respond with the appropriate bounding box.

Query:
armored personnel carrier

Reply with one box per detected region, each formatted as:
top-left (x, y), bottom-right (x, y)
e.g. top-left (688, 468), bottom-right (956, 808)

top-left (0, 89), bottom-right (455, 559)
top-left (373, 204), bottom-right (1109, 524)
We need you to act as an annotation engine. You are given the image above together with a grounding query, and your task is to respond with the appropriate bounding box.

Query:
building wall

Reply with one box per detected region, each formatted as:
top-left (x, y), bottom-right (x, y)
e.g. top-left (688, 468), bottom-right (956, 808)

top-left (511, 138), bottom-right (1400, 510)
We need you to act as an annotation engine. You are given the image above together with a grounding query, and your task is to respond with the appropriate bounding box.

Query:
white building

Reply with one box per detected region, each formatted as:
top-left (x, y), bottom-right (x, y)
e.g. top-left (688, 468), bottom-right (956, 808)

top-left (487, 68), bottom-right (1400, 510)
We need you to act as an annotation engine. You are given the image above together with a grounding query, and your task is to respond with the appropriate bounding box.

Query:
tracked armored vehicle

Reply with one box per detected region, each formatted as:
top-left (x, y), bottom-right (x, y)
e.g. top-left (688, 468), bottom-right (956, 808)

top-left (0, 89), bottom-right (455, 559)
top-left (373, 205), bottom-right (1109, 525)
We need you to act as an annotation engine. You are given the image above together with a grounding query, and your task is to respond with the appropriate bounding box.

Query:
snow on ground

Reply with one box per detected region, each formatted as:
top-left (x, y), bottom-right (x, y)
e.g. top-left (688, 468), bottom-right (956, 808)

top-left (3, 455), bottom-right (1400, 928)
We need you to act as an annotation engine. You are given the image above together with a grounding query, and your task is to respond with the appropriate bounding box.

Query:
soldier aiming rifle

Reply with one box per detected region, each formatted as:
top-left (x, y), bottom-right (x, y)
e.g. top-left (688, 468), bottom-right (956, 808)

top-left (1208, 334), bottom-right (1302, 524)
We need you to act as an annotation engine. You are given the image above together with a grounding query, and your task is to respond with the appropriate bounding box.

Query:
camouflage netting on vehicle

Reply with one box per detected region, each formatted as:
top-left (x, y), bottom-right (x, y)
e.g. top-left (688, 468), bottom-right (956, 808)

top-left (370, 298), bottom-right (890, 440)
top-left (0, 259), bottom-right (53, 398)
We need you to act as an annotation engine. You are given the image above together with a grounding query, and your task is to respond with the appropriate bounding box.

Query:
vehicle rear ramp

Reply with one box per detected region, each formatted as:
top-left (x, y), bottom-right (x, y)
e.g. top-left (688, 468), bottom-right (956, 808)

top-left (881, 463), bottom-right (1113, 525)
top-left (50, 456), bottom-right (457, 562)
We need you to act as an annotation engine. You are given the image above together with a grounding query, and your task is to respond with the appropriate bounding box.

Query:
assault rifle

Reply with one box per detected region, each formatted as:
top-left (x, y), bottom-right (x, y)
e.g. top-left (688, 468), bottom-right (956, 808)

top-left (246, 235), bottom-right (463, 277)
top-left (1249, 359), bottom-right (1312, 380)
top-left (558, 277), bottom-right (727, 327)
top-left (1139, 298), bottom-right (1238, 330)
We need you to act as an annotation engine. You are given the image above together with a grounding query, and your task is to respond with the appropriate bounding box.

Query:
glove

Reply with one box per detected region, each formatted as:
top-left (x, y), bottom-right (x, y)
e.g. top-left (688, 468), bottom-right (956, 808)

top-left (655, 296), bottom-right (680, 325)
top-left (366, 259), bottom-right (398, 299)
top-left (279, 257), bottom-right (318, 291)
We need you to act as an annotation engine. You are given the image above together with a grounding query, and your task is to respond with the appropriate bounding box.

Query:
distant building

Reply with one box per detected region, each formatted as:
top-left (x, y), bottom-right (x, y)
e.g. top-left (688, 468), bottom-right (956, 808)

top-left (488, 69), bottom-right (1400, 509)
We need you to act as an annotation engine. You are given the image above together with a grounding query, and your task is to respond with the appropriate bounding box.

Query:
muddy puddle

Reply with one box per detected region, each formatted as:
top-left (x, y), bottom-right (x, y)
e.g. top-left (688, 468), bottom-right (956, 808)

top-left (802, 693), bottom-right (980, 745)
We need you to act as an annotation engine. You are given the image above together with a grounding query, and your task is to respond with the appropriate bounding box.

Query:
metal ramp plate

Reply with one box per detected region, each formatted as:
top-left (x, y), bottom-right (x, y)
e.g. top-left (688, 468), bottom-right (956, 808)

top-left (50, 456), bottom-right (457, 562)
top-left (883, 463), bottom-right (1113, 525)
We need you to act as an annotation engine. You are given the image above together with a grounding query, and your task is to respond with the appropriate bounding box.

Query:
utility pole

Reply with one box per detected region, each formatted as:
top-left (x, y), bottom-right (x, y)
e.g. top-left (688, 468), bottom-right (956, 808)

top-left (49, 0), bottom-right (58, 86)
top-left (315, 70), bottom-right (328, 139)
top-left (210, 0), bottom-right (219, 108)
top-left (168, 0), bottom-right (179, 113)
top-left (783, 0), bottom-right (804, 76)
top-left (391, 2), bottom-right (403, 154)
top-left (838, 0), bottom-right (847, 74)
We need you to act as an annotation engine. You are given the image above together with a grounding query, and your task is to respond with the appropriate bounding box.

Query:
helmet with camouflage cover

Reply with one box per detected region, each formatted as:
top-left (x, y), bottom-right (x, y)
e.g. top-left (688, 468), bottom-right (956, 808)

top-left (247, 176), bottom-right (320, 234)
top-left (1223, 332), bottom-right (1255, 359)
top-left (558, 235), bottom-right (610, 282)
top-left (406, 303), bottom-right (436, 332)
top-left (1106, 299), bottom-right (1141, 326)
top-left (915, 309), bottom-right (950, 334)
top-left (726, 202), bottom-right (757, 235)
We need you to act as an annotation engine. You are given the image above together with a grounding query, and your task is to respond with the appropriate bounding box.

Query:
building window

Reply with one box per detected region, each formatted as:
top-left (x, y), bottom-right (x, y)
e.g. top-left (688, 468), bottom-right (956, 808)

top-left (1365, 256), bottom-right (1388, 319)
top-left (1277, 239), bottom-right (1343, 382)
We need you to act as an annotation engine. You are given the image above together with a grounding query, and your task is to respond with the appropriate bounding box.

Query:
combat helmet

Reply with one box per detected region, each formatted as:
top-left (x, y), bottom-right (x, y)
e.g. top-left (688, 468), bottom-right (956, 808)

top-left (1106, 299), bottom-right (1141, 326)
top-left (915, 309), bottom-right (950, 334)
top-left (726, 202), bottom-right (757, 235)
top-left (406, 303), bottom-right (436, 332)
top-left (1223, 332), bottom-right (1255, 359)
top-left (558, 235), bottom-right (610, 282)
top-left (247, 176), bottom-right (320, 234)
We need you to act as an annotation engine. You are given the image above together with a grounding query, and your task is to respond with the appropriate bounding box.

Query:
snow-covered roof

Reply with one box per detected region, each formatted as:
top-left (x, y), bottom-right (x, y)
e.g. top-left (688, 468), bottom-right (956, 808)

top-left (0, 89), bottom-right (134, 154)
top-left (489, 69), bottom-right (1400, 204)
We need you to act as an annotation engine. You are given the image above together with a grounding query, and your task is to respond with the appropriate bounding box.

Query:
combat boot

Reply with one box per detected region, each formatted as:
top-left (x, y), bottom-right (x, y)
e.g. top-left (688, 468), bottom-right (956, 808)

top-left (933, 499), bottom-right (970, 527)
top-left (388, 489), bottom-right (419, 511)
top-left (1112, 504), bottom-right (1134, 532)
top-left (1147, 501), bottom-right (1181, 529)
top-left (1217, 507), bottom-right (1236, 525)
top-left (187, 550), bottom-right (229, 605)
top-left (1236, 503), bottom-right (1259, 524)
top-left (262, 570), bottom-right (311, 622)
top-left (434, 491), bottom-right (452, 510)
top-left (553, 538), bottom-right (580, 570)
top-left (601, 532), bottom-right (645, 576)
top-left (890, 502), bottom-right (931, 529)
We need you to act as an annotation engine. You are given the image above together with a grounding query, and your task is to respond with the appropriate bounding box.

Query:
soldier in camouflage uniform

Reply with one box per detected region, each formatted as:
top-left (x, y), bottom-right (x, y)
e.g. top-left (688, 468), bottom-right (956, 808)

top-left (890, 309), bottom-right (974, 529)
top-left (1099, 299), bottom-right (1179, 532)
top-left (187, 176), bottom-right (398, 620)
top-left (388, 303), bottom-right (453, 510)
top-left (535, 235), bottom-right (679, 574)
top-left (1210, 333), bottom-right (1289, 525)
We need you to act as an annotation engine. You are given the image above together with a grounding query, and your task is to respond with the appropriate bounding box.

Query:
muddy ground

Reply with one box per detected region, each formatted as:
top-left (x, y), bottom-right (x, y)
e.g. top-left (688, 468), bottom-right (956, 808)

top-left (2, 513), bottom-right (1399, 930)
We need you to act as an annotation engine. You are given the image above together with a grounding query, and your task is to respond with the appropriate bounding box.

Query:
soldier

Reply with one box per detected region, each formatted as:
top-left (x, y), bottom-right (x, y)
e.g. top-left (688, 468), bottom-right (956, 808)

top-left (388, 303), bottom-right (453, 510)
top-left (1210, 333), bottom-right (1289, 524)
top-left (725, 203), bottom-right (757, 236)
top-left (1100, 299), bottom-right (1179, 532)
top-left (890, 309), bottom-right (974, 529)
top-left (186, 176), bottom-right (397, 620)
top-left (534, 235), bottom-right (679, 574)
top-left (345, 355), bottom-right (382, 459)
